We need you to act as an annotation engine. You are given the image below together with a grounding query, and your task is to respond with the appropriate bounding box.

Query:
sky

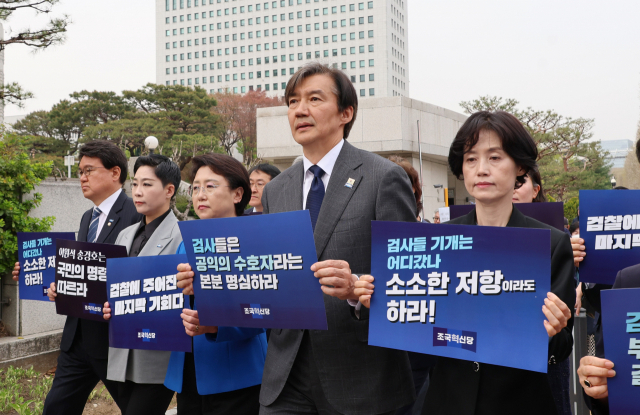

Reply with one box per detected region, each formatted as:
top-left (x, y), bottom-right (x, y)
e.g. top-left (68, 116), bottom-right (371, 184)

top-left (4, 0), bottom-right (640, 143)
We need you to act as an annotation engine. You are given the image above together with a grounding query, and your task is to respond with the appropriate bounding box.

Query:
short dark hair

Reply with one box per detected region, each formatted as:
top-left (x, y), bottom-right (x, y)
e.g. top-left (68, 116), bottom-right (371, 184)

top-left (249, 163), bottom-right (281, 181)
top-left (190, 153), bottom-right (251, 217)
top-left (449, 111), bottom-right (538, 189)
top-left (79, 140), bottom-right (128, 184)
top-left (133, 154), bottom-right (181, 200)
top-left (569, 221), bottom-right (579, 235)
top-left (527, 166), bottom-right (547, 203)
top-left (284, 62), bottom-right (358, 139)
top-left (388, 155), bottom-right (422, 217)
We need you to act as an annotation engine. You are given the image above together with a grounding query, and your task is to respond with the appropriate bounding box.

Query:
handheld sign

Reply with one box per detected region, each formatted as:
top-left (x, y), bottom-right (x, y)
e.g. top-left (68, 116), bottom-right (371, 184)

top-left (178, 211), bottom-right (328, 330)
top-left (55, 239), bottom-right (127, 321)
top-left (449, 202), bottom-right (565, 231)
top-left (107, 254), bottom-right (192, 352)
top-left (601, 288), bottom-right (640, 414)
top-left (579, 190), bottom-right (640, 284)
top-left (18, 232), bottom-right (75, 301)
top-left (369, 221), bottom-right (551, 373)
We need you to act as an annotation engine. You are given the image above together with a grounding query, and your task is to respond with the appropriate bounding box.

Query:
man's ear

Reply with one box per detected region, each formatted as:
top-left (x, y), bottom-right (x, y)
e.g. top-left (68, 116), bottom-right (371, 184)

top-left (340, 106), bottom-right (354, 126)
top-left (111, 166), bottom-right (121, 182)
top-left (166, 184), bottom-right (176, 200)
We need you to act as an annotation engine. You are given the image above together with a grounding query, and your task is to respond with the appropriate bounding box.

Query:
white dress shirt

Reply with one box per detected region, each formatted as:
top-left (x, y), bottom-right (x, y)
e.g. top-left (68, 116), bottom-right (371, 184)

top-left (302, 139), bottom-right (344, 209)
top-left (93, 188), bottom-right (122, 239)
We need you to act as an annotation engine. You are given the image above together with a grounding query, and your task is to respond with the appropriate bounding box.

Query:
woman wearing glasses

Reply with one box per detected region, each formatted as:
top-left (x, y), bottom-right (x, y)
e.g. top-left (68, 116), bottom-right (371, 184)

top-left (164, 153), bottom-right (267, 415)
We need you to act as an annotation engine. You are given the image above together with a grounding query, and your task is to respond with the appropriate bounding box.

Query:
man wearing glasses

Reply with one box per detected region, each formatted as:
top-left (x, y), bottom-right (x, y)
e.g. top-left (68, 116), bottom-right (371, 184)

top-left (245, 164), bottom-right (281, 215)
top-left (13, 140), bottom-right (141, 414)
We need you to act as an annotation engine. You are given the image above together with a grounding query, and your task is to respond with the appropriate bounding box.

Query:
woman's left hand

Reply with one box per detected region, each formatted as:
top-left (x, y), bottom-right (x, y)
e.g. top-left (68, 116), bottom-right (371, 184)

top-left (181, 308), bottom-right (218, 337)
top-left (543, 292), bottom-right (572, 337)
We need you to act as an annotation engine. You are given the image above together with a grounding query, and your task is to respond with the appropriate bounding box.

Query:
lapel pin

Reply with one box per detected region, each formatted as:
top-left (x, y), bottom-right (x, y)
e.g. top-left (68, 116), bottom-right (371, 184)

top-left (107, 222), bottom-right (112, 227)
top-left (345, 178), bottom-right (355, 188)
top-left (157, 244), bottom-right (162, 248)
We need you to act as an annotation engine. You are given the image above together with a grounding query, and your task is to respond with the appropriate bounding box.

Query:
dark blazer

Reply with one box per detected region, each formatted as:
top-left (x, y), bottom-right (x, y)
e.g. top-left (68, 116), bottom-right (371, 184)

top-left (259, 141), bottom-right (417, 415)
top-left (587, 264), bottom-right (640, 415)
top-left (59, 190), bottom-right (142, 360)
top-left (423, 206), bottom-right (576, 415)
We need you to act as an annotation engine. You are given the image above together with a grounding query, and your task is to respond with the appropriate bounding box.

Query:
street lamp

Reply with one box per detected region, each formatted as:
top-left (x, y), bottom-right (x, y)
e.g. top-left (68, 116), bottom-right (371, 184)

top-left (144, 136), bottom-right (159, 154)
top-left (611, 176), bottom-right (617, 188)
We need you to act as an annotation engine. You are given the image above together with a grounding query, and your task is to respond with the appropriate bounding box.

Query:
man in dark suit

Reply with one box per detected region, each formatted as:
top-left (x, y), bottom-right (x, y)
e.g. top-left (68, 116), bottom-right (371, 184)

top-left (14, 140), bottom-right (142, 414)
top-left (258, 63), bottom-right (417, 415)
top-left (244, 163), bottom-right (281, 215)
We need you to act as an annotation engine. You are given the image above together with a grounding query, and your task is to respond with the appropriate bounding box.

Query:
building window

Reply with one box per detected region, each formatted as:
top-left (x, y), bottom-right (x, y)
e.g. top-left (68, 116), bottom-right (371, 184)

top-left (369, 44), bottom-right (374, 52)
top-left (368, 30), bottom-right (373, 37)
top-left (350, 61), bottom-right (355, 68)
top-left (369, 59), bottom-right (374, 66)
top-left (359, 74), bottom-right (364, 82)
top-left (368, 1), bottom-right (373, 8)
top-left (369, 88), bottom-right (375, 96)
top-left (368, 16), bottom-right (373, 23)
top-left (369, 73), bottom-right (374, 81)
top-left (360, 89), bottom-right (365, 97)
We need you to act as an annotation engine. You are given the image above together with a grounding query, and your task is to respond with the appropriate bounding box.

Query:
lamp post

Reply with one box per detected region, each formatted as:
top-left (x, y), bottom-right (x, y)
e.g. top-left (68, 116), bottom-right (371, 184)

top-left (611, 176), bottom-right (617, 189)
top-left (144, 136), bottom-right (159, 155)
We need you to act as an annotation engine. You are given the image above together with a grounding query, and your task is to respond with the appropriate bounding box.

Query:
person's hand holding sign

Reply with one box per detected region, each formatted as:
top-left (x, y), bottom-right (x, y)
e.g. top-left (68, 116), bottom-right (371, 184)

top-left (47, 282), bottom-right (57, 302)
top-left (542, 292), bottom-right (571, 337)
top-left (181, 309), bottom-right (217, 337)
top-left (577, 356), bottom-right (615, 400)
top-left (176, 262), bottom-right (194, 295)
top-left (12, 262), bottom-right (20, 282)
top-left (571, 237), bottom-right (586, 267)
top-left (103, 302), bottom-right (112, 320)
top-left (354, 275), bottom-right (375, 308)
top-left (311, 260), bottom-right (359, 301)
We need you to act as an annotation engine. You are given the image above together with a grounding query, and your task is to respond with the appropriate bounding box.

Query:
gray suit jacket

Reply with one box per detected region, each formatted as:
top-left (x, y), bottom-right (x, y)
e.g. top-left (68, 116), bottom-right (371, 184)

top-left (107, 210), bottom-right (183, 384)
top-left (259, 141), bottom-right (417, 415)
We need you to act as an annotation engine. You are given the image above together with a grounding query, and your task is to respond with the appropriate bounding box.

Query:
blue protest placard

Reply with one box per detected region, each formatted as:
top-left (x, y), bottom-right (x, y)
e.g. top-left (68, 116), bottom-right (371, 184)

top-left (18, 232), bottom-right (75, 301)
top-left (178, 211), bottom-right (327, 330)
top-left (369, 221), bottom-right (551, 373)
top-left (600, 288), bottom-right (640, 414)
top-left (579, 190), bottom-right (640, 284)
top-left (107, 254), bottom-right (192, 352)
top-left (449, 202), bottom-right (565, 231)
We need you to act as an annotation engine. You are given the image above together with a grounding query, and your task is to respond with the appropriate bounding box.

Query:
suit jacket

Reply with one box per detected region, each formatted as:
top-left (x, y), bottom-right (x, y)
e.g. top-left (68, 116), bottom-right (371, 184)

top-left (107, 210), bottom-right (183, 384)
top-left (164, 242), bottom-right (268, 396)
top-left (423, 206), bottom-right (576, 415)
top-left (60, 190), bottom-right (142, 360)
top-left (587, 264), bottom-right (640, 415)
top-left (259, 140), bottom-right (417, 415)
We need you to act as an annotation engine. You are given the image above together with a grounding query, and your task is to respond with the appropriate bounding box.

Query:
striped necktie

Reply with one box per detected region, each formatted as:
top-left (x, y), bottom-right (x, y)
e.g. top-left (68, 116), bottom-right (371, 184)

top-left (86, 207), bottom-right (102, 243)
top-left (306, 165), bottom-right (325, 231)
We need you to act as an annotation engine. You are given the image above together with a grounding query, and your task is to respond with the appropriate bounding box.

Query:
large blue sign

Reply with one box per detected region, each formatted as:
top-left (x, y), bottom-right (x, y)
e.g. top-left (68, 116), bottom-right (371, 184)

top-left (107, 254), bottom-right (192, 352)
top-left (18, 232), bottom-right (75, 301)
top-left (449, 202), bottom-right (565, 231)
top-left (601, 288), bottom-right (640, 414)
top-left (579, 190), bottom-right (640, 284)
top-left (369, 221), bottom-right (551, 373)
top-left (178, 211), bottom-right (328, 330)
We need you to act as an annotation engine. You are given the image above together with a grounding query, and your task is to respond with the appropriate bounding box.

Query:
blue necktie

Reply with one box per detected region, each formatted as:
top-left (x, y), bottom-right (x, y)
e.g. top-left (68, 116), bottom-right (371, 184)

top-left (86, 207), bottom-right (102, 243)
top-left (306, 165), bottom-right (325, 231)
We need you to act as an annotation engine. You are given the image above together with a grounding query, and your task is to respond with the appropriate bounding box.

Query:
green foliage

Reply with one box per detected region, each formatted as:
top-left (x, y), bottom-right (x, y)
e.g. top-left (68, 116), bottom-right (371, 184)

top-left (0, 366), bottom-right (48, 414)
top-left (0, 136), bottom-right (54, 275)
top-left (564, 197), bottom-right (579, 222)
top-left (459, 96), bottom-right (613, 201)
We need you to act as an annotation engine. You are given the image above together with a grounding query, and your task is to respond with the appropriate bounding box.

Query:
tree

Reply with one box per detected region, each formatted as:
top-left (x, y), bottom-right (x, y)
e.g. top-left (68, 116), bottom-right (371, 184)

top-left (211, 90), bottom-right (283, 164)
top-left (0, 0), bottom-right (70, 107)
top-left (0, 131), bottom-right (54, 275)
top-left (619, 127), bottom-right (640, 189)
top-left (459, 96), bottom-right (612, 201)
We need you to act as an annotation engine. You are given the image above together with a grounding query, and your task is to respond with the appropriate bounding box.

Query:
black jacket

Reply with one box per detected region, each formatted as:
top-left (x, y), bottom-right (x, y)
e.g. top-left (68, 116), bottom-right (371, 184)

top-left (59, 190), bottom-right (142, 359)
top-left (423, 206), bottom-right (576, 415)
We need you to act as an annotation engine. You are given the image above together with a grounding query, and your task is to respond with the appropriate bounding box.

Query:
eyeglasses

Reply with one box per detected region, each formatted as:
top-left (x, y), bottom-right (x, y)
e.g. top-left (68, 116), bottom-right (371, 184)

top-left (191, 184), bottom-right (230, 196)
top-left (250, 182), bottom-right (266, 189)
top-left (77, 166), bottom-right (107, 178)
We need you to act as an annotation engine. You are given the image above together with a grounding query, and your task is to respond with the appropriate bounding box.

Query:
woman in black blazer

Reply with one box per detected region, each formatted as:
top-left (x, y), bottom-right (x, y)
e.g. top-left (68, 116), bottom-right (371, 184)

top-left (356, 111), bottom-right (576, 415)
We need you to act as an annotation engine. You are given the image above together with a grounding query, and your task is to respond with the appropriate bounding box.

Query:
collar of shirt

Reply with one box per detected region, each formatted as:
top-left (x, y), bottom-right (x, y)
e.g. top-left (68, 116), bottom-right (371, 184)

top-left (130, 209), bottom-right (172, 257)
top-left (302, 139), bottom-right (344, 209)
top-left (93, 188), bottom-right (122, 239)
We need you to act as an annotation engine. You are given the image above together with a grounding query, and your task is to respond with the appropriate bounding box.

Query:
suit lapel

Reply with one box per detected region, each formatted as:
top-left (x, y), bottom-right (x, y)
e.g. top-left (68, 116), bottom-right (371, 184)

top-left (78, 210), bottom-right (91, 242)
top-left (138, 212), bottom-right (177, 257)
top-left (280, 162), bottom-right (304, 212)
top-left (119, 222), bottom-right (142, 255)
top-left (314, 141), bottom-right (363, 259)
top-left (97, 191), bottom-right (126, 244)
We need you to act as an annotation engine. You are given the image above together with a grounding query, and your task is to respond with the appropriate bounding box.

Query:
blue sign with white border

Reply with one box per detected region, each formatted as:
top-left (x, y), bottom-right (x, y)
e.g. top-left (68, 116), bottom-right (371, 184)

top-left (178, 211), bottom-right (328, 330)
top-left (368, 221), bottom-right (551, 373)
top-left (107, 254), bottom-right (192, 352)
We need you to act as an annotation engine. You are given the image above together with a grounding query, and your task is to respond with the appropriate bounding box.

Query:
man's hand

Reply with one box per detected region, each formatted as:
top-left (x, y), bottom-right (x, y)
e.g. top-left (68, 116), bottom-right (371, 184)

top-left (311, 260), bottom-right (358, 301)
top-left (571, 237), bottom-right (585, 267)
top-left (577, 356), bottom-right (615, 400)
top-left (180, 308), bottom-right (218, 337)
top-left (177, 263), bottom-right (194, 295)
top-left (103, 301), bottom-right (112, 321)
top-left (12, 262), bottom-right (20, 282)
top-left (354, 275), bottom-right (375, 308)
top-left (47, 282), bottom-right (57, 302)
top-left (543, 292), bottom-right (572, 337)
top-left (575, 283), bottom-right (583, 317)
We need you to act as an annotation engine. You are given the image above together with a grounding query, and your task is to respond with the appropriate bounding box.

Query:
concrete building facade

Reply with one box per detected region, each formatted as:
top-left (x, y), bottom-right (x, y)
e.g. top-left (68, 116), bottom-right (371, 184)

top-left (156, 0), bottom-right (409, 98)
top-left (257, 96), bottom-right (471, 220)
